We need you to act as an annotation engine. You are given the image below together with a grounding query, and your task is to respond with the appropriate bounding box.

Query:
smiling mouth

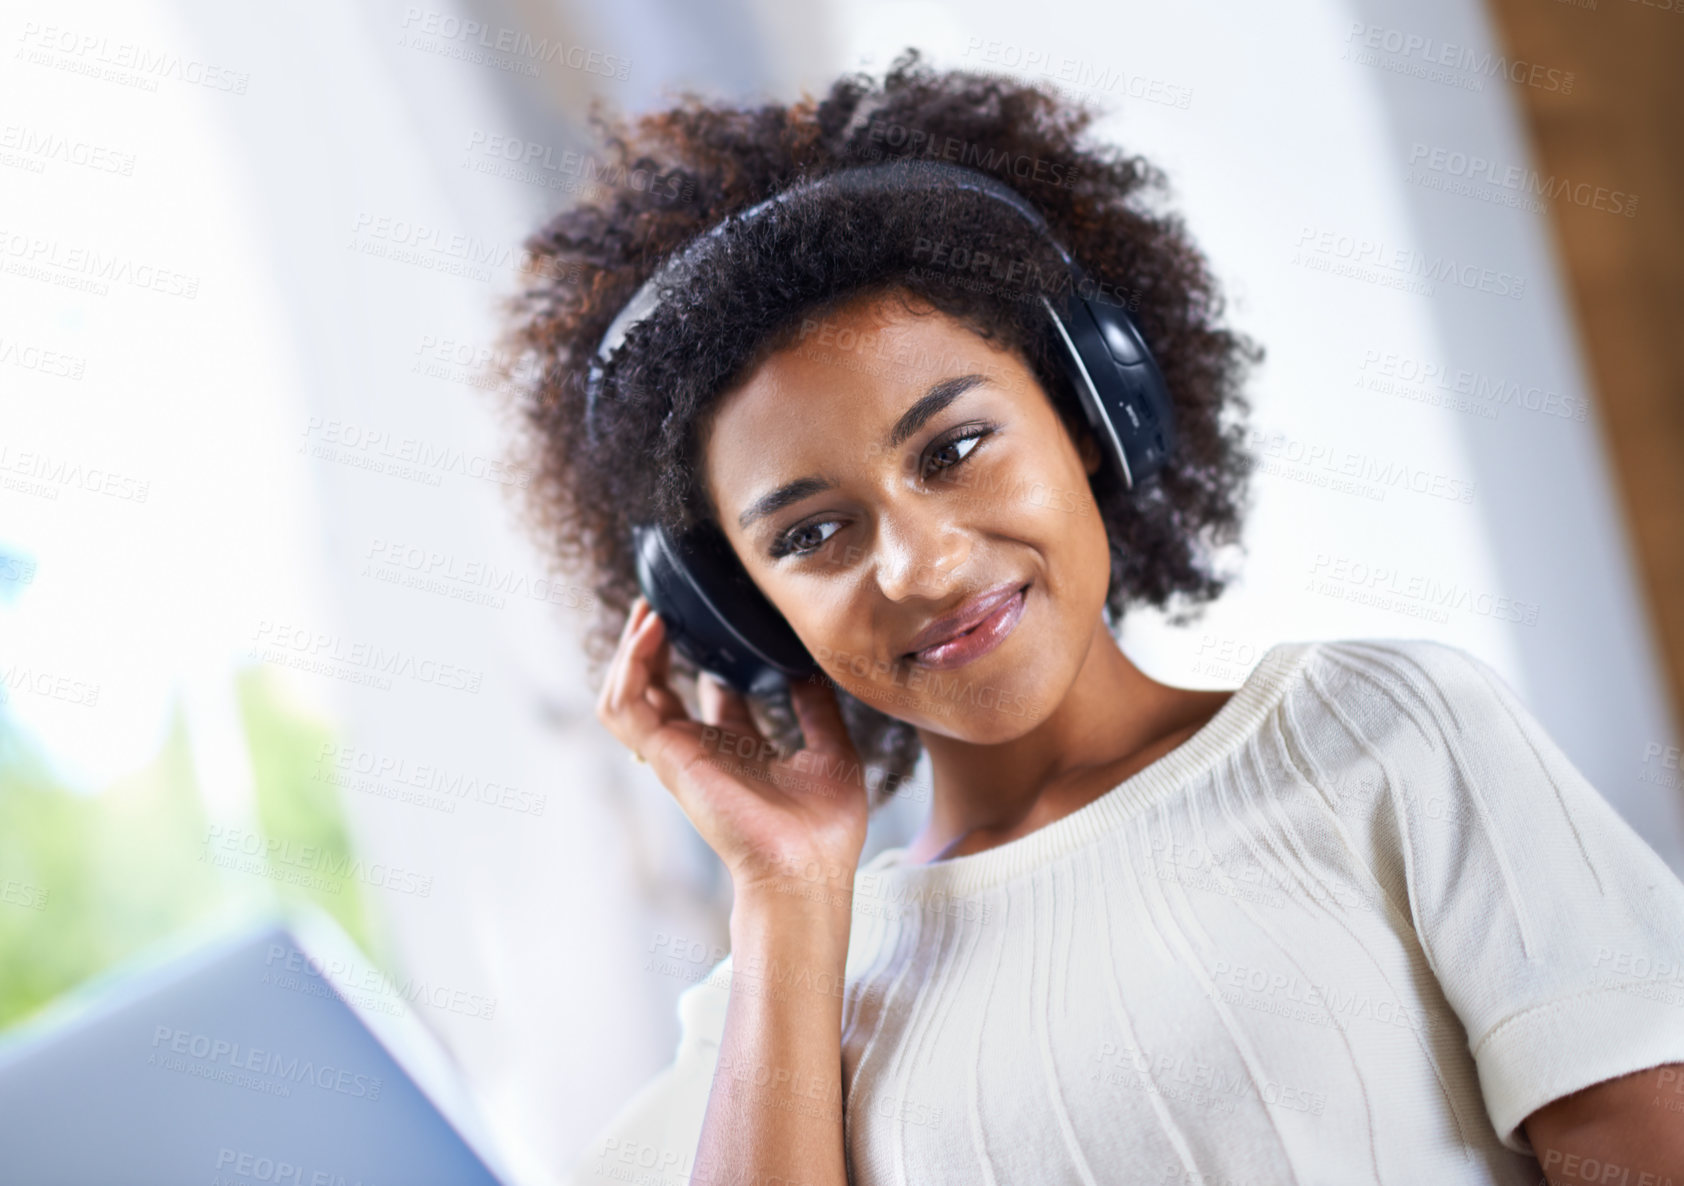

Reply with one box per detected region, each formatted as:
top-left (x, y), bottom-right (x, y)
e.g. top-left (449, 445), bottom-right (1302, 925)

top-left (903, 582), bottom-right (1031, 670)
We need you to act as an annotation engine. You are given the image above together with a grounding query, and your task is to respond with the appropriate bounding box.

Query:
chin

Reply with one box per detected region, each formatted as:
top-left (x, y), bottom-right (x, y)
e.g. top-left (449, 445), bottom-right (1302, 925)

top-left (893, 666), bottom-right (1056, 743)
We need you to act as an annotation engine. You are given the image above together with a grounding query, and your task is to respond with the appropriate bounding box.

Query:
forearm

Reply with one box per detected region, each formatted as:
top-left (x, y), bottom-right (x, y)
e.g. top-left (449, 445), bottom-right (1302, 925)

top-left (1527, 1063), bottom-right (1684, 1185)
top-left (694, 879), bottom-right (855, 1186)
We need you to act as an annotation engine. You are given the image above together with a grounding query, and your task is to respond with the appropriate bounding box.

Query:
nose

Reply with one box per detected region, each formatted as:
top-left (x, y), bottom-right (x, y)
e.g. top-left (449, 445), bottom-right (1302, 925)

top-left (872, 503), bottom-right (970, 604)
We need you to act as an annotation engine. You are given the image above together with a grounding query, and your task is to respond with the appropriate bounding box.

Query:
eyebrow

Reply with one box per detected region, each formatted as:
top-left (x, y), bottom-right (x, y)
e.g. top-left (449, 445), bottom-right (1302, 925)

top-left (736, 372), bottom-right (990, 532)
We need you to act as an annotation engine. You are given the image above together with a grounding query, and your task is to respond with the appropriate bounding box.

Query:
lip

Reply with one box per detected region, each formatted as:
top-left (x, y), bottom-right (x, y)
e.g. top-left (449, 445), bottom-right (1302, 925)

top-left (904, 581), bottom-right (1029, 670)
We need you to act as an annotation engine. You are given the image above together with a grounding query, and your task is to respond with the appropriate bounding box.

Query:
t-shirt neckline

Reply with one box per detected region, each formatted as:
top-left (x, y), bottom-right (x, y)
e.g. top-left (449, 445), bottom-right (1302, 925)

top-left (859, 641), bottom-right (1320, 897)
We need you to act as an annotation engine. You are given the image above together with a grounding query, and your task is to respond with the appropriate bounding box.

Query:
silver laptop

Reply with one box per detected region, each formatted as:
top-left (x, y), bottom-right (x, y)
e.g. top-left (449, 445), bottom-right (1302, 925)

top-left (0, 910), bottom-right (513, 1186)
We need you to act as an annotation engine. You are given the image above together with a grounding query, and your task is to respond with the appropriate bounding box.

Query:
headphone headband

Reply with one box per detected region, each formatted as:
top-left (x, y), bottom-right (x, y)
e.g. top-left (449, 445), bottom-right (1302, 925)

top-left (584, 160), bottom-right (1081, 440)
top-left (578, 159), bottom-right (1178, 695)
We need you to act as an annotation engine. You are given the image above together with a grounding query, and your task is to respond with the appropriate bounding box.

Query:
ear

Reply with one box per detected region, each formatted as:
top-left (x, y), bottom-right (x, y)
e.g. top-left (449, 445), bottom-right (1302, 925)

top-left (1078, 432), bottom-right (1102, 477)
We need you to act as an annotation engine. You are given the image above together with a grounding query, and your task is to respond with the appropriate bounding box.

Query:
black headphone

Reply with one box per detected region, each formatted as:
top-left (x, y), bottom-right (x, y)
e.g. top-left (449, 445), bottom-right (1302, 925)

top-left (584, 159), bottom-right (1177, 696)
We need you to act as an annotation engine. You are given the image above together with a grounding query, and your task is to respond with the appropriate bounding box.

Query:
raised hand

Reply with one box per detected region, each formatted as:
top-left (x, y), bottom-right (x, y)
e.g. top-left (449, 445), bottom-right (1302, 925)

top-left (595, 595), bottom-right (870, 899)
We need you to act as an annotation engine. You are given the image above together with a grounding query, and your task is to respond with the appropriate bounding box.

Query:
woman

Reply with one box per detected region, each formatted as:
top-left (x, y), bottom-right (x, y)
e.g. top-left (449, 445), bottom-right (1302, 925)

top-left (503, 51), bottom-right (1684, 1186)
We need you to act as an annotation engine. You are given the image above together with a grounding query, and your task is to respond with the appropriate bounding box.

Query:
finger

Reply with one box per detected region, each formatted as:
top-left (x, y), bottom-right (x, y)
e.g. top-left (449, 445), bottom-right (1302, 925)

top-left (605, 607), bottom-right (664, 735)
top-left (697, 670), bottom-right (725, 724)
top-left (601, 611), bottom-right (643, 721)
top-left (623, 596), bottom-right (651, 644)
top-left (645, 607), bottom-right (672, 689)
top-left (618, 610), bottom-right (665, 719)
top-left (644, 682), bottom-right (688, 721)
top-left (788, 673), bottom-right (854, 755)
top-left (599, 598), bottom-right (650, 715)
top-left (627, 612), bottom-right (695, 749)
top-left (698, 672), bottom-right (764, 739)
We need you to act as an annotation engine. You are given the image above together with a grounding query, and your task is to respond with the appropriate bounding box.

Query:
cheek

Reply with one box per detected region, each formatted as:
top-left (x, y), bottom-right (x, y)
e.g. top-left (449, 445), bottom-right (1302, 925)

top-left (993, 449), bottom-right (1104, 565)
top-left (1067, 500), bottom-right (1114, 605)
top-left (773, 589), bottom-right (881, 682)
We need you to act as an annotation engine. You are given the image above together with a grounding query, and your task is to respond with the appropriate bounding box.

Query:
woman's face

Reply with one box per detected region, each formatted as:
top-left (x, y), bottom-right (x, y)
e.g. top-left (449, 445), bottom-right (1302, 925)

top-left (701, 289), bottom-right (1113, 742)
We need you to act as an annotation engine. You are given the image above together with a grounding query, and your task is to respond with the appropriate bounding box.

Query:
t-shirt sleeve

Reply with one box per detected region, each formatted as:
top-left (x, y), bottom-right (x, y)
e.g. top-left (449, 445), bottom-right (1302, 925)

top-left (1348, 639), bottom-right (1684, 1155)
top-left (559, 954), bottom-right (732, 1186)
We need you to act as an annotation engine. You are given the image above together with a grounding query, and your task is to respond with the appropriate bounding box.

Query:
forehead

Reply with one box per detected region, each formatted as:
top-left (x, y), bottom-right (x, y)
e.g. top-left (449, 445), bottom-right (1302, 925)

top-left (701, 292), bottom-right (1022, 503)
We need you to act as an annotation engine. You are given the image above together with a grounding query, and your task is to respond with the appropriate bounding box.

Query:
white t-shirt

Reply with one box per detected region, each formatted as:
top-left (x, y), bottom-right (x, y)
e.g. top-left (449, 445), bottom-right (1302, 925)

top-left (567, 639), bottom-right (1684, 1186)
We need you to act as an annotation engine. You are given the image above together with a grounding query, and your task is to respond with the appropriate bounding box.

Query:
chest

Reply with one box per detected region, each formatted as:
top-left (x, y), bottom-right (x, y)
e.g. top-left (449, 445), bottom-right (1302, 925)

top-left (835, 837), bottom-right (1517, 1185)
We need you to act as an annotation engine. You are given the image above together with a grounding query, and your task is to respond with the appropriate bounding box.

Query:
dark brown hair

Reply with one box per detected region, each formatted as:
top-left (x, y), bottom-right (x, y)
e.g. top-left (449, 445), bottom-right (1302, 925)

top-left (497, 49), bottom-right (1260, 803)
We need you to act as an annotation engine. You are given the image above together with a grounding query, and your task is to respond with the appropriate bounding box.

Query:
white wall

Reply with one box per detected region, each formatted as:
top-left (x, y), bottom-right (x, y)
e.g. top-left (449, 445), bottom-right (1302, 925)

top-left (4, 0), bottom-right (1678, 1181)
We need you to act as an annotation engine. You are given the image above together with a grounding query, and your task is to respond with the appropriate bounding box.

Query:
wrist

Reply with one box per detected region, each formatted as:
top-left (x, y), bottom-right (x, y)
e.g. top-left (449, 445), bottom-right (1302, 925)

top-left (726, 895), bottom-right (852, 1006)
top-left (730, 875), bottom-right (855, 946)
top-left (733, 847), bottom-right (857, 905)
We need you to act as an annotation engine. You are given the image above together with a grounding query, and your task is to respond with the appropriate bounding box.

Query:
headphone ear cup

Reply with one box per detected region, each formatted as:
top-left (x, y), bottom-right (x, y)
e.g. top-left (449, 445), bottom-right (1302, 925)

top-left (1041, 294), bottom-right (1176, 491)
top-left (1085, 298), bottom-right (1177, 474)
top-left (632, 521), bottom-right (819, 697)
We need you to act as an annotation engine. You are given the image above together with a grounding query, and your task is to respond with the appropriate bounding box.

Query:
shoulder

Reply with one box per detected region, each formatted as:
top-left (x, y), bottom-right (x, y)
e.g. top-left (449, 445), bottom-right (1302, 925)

top-left (1299, 636), bottom-right (1503, 694)
top-left (1288, 637), bottom-right (1519, 746)
top-left (1261, 637), bottom-right (1556, 809)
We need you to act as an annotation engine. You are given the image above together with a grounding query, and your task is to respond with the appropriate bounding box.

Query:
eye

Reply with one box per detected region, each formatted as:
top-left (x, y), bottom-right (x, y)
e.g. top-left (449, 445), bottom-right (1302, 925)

top-left (770, 518), bottom-right (842, 560)
top-left (922, 424), bottom-right (992, 480)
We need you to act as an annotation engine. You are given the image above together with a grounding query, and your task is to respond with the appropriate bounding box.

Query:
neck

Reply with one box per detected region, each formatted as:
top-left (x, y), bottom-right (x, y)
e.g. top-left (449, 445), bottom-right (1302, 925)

top-left (905, 615), bottom-right (1227, 863)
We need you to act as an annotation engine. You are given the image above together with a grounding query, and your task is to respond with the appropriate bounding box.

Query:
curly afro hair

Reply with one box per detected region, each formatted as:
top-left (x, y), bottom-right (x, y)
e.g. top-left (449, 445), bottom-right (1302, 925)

top-left (496, 48), bottom-right (1260, 806)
